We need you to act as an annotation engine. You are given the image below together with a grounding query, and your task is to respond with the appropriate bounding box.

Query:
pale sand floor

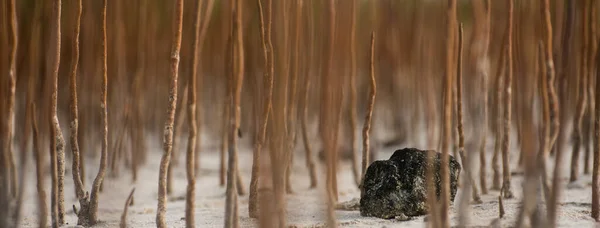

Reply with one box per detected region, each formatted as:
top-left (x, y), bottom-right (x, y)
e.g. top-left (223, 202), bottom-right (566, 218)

top-left (17, 131), bottom-right (599, 228)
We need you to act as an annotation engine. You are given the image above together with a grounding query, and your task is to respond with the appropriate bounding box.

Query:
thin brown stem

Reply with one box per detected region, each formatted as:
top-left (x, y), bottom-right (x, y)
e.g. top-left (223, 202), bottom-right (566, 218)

top-left (70, 0), bottom-right (104, 224)
top-left (225, 0), bottom-right (244, 226)
top-left (585, 0), bottom-right (597, 175)
top-left (285, 0), bottom-right (303, 195)
top-left (301, 0), bottom-right (317, 190)
top-left (514, 45), bottom-right (541, 226)
top-left (70, 0), bottom-right (85, 201)
top-left (457, 22), bottom-right (479, 228)
top-left (546, 0), bottom-right (571, 225)
top-left (156, 0), bottom-right (185, 227)
top-left (542, 0), bottom-right (559, 159)
top-left (501, 0), bottom-right (515, 199)
top-left (32, 103), bottom-right (47, 228)
top-left (361, 32), bottom-right (376, 185)
top-left (193, 0), bottom-right (216, 175)
top-left (249, 0), bottom-right (275, 218)
top-left (130, 0), bottom-right (148, 183)
top-left (50, 115), bottom-right (58, 228)
top-left (492, 29), bottom-right (508, 191)
top-left (119, 188), bottom-right (135, 228)
top-left (111, 112), bottom-right (130, 176)
top-left (471, 0), bottom-right (491, 196)
top-left (50, 0), bottom-right (66, 225)
top-left (220, 92), bottom-right (229, 187)
top-left (570, 0), bottom-right (589, 183)
top-left (538, 41), bottom-right (551, 205)
top-left (172, 85), bottom-right (188, 166)
top-left (320, 0), bottom-right (338, 226)
top-left (593, 38), bottom-right (600, 222)
top-left (349, 0), bottom-right (360, 187)
top-left (186, 0), bottom-right (202, 226)
top-left (441, 0), bottom-right (457, 226)
top-left (5, 0), bottom-right (18, 201)
top-left (169, 85), bottom-right (188, 195)
top-left (88, 0), bottom-right (109, 223)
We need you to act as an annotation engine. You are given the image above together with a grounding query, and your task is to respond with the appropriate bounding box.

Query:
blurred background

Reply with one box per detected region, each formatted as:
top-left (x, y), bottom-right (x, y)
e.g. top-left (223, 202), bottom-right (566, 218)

top-left (0, 0), bottom-right (594, 181)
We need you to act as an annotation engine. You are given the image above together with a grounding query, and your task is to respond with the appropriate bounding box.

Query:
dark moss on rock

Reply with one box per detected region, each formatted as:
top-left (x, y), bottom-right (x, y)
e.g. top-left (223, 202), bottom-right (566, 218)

top-left (359, 148), bottom-right (461, 219)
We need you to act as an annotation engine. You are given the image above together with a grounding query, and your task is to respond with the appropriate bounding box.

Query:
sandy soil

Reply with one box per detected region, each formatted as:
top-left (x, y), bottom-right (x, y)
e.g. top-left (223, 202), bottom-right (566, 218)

top-left (17, 129), bottom-right (599, 228)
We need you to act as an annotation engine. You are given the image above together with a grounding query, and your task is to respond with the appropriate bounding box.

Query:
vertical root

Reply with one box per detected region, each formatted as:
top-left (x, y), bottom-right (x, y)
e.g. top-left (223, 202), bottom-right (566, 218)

top-left (119, 188), bottom-right (135, 228)
top-left (349, 0), bottom-right (360, 187)
top-left (501, 0), bottom-right (514, 199)
top-left (32, 103), bottom-right (48, 228)
top-left (156, 0), bottom-right (184, 227)
top-left (361, 33), bottom-right (376, 186)
top-left (49, 0), bottom-right (65, 225)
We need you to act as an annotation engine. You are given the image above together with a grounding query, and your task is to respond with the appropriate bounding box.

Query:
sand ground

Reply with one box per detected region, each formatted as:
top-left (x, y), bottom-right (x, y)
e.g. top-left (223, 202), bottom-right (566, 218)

top-left (16, 129), bottom-right (600, 228)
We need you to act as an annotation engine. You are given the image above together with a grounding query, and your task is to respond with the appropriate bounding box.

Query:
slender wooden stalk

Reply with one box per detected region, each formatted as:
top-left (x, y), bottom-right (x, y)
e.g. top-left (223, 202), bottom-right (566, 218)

top-left (5, 0), bottom-right (17, 200)
top-left (542, 0), bottom-right (559, 158)
top-left (348, 0), bottom-right (360, 187)
top-left (301, 79), bottom-right (317, 186)
top-left (249, 0), bottom-right (274, 218)
top-left (186, 0), bottom-right (202, 226)
top-left (546, 0), bottom-right (572, 225)
top-left (492, 29), bottom-right (508, 191)
top-left (156, 0), bottom-right (184, 227)
top-left (441, 0), bottom-right (457, 226)
top-left (89, 0), bottom-right (109, 223)
top-left (194, 0), bottom-right (216, 174)
top-left (425, 150), bottom-right (441, 228)
top-left (119, 188), bottom-right (135, 228)
top-left (538, 41), bottom-right (551, 204)
top-left (593, 38), bottom-right (600, 222)
top-left (585, 0), bottom-right (597, 175)
top-left (111, 112), bottom-right (130, 176)
top-left (69, 0), bottom-right (85, 201)
top-left (332, 94), bottom-right (343, 202)
top-left (301, 0), bottom-right (317, 189)
top-left (130, 0), bottom-right (149, 183)
top-left (220, 91), bottom-right (229, 187)
top-left (172, 85), bottom-right (189, 167)
top-left (471, 0), bottom-right (491, 196)
top-left (285, 0), bottom-right (303, 195)
top-left (169, 85), bottom-right (188, 194)
top-left (50, 0), bottom-right (66, 225)
top-left (361, 32), bottom-right (376, 185)
top-left (276, 0), bottom-right (293, 197)
top-left (109, 0), bottom-right (126, 180)
top-left (0, 5), bottom-right (6, 210)
top-left (32, 104), bottom-right (47, 228)
top-left (267, 3), bottom-right (289, 220)
top-left (225, 0), bottom-right (244, 226)
top-left (514, 45), bottom-right (541, 226)
top-left (457, 22), bottom-right (481, 203)
top-left (457, 22), bottom-right (476, 228)
top-left (25, 3), bottom-right (44, 223)
top-left (320, 0), bottom-right (338, 226)
top-left (478, 139), bottom-right (488, 193)
top-left (70, 0), bottom-right (110, 224)
top-left (501, 0), bottom-right (514, 199)
top-left (50, 115), bottom-right (58, 228)
top-left (570, 0), bottom-right (589, 183)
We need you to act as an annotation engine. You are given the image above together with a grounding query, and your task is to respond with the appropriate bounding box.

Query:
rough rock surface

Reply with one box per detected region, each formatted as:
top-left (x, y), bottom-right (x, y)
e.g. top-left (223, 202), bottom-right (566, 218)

top-left (360, 148), bottom-right (461, 219)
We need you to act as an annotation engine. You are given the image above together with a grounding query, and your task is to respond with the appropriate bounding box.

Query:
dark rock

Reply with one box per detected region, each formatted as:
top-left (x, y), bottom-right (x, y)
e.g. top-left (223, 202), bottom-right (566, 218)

top-left (360, 148), bottom-right (461, 219)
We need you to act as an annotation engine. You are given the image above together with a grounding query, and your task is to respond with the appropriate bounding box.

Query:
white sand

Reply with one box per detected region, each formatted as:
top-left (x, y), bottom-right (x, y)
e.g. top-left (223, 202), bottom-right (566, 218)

top-left (17, 131), bottom-right (598, 228)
